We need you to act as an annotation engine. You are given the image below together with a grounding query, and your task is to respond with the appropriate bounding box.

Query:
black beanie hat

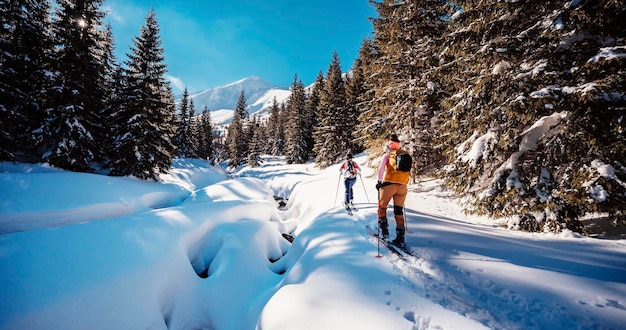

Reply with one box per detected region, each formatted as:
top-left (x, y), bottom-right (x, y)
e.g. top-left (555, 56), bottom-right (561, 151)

top-left (389, 134), bottom-right (400, 142)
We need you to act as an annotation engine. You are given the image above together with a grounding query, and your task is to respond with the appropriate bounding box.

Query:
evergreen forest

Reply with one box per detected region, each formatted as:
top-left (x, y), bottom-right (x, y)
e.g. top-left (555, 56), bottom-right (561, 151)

top-left (1, 0), bottom-right (624, 233)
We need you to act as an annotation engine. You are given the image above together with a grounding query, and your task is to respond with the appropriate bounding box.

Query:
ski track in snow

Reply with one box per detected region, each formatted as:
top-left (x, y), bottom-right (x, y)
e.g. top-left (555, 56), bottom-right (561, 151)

top-left (350, 206), bottom-right (611, 330)
top-left (354, 208), bottom-right (523, 329)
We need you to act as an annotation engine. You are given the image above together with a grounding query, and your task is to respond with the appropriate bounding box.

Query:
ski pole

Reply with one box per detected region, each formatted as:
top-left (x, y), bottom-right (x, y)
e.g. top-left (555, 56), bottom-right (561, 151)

top-left (376, 186), bottom-right (381, 258)
top-left (358, 173), bottom-right (369, 203)
top-left (404, 205), bottom-right (409, 232)
top-left (334, 173), bottom-right (341, 207)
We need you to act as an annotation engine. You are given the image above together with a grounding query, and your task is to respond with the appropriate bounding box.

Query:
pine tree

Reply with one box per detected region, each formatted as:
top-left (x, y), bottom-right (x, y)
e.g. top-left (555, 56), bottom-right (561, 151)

top-left (257, 117), bottom-right (270, 155)
top-left (243, 116), bottom-right (255, 157)
top-left (35, 0), bottom-right (113, 172)
top-left (212, 131), bottom-right (228, 165)
top-left (247, 116), bottom-right (263, 167)
top-left (109, 10), bottom-right (175, 180)
top-left (436, 0), bottom-right (626, 232)
top-left (99, 24), bottom-right (121, 165)
top-left (359, 0), bottom-right (405, 143)
top-left (174, 88), bottom-right (194, 158)
top-left (196, 105), bottom-right (214, 161)
top-left (305, 71), bottom-right (324, 158)
top-left (345, 57), bottom-right (366, 155)
top-left (226, 90), bottom-right (248, 167)
top-left (275, 102), bottom-right (287, 155)
top-left (314, 51), bottom-right (348, 168)
top-left (354, 38), bottom-right (381, 154)
top-left (0, 0), bottom-right (54, 162)
top-left (187, 99), bottom-right (199, 158)
top-left (360, 0), bottom-right (449, 177)
top-left (266, 97), bottom-right (281, 155)
top-left (284, 74), bottom-right (309, 164)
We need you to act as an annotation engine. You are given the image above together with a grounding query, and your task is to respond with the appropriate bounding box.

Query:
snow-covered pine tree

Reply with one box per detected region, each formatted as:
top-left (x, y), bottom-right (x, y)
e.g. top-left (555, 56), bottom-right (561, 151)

top-left (187, 99), bottom-right (199, 158)
top-left (360, 0), bottom-right (449, 178)
top-left (246, 116), bottom-right (263, 167)
top-left (437, 0), bottom-right (625, 232)
top-left (195, 105), bottom-right (214, 161)
top-left (35, 0), bottom-right (111, 172)
top-left (298, 76), bottom-right (312, 163)
top-left (266, 97), bottom-right (282, 155)
top-left (353, 38), bottom-right (386, 160)
top-left (98, 24), bottom-right (121, 165)
top-left (258, 119), bottom-right (270, 155)
top-left (255, 115), bottom-right (269, 155)
top-left (345, 56), bottom-right (367, 155)
top-left (436, 0), bottom-right (565, 225)
top-left (284, 74), bottom-right (309, 164)
top-left (305, 71), bottom-right (324, 159)
top-left (212, 131), bottom-right (228, 165)
top-left (173, 88), bottom-right (194, 158)
top-left (314, 51), bottom-right (348, 168)
top-left (275, 102), bottom-right (288, 155)
top-left (404, 0), bottom-right (449, 178)
top-left (0, 0), bottom-right (54, 162)
top-left (356, 34), bottom-right (403, 164)
top-left (226, 90), bottom-right (248, 167)
top-left (108, 10), bottom-right (175, 180)
top-left (243, 116), bottom-right (255, 154)
top-left (358, 0), bottom-right (407, 146)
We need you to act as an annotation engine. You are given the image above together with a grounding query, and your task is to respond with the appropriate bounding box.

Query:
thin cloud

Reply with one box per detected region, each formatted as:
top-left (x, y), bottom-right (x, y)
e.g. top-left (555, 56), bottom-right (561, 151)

top-left (102, 5), bottom-right (124, 24)
top-left (103, 0), bottom-right (145, 27)
top-left (166, 74), bottom-right (186, 94)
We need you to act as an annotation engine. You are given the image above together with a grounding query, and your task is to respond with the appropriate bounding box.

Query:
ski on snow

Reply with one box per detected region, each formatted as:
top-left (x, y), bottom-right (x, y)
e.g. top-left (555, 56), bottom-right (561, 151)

top-left (366, 225), bottom-right (413, 259)
top-left (344, 204), bottom-right (357, 216)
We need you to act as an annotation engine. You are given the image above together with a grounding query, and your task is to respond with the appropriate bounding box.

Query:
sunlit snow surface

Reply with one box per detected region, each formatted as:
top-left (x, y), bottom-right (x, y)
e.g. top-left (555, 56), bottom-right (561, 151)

top-left (1, 155), bottom-right (625, 329)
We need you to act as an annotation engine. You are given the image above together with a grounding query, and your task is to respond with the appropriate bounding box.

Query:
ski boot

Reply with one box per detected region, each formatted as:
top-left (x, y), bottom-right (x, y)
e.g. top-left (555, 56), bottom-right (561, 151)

top-left (391, 225), bottom-right (405, 249)
top-left (378, 217), bottom-right (389, 240)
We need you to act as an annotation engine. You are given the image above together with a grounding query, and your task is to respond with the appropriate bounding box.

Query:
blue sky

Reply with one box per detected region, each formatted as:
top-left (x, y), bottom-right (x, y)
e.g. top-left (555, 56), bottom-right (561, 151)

top-left (103, 0), bottom-right (376, 94)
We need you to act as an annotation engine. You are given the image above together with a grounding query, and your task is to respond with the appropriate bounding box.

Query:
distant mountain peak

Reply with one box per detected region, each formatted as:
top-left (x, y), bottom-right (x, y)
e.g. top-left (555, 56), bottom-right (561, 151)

top-left (222, 76), bottom-right (270, 88)
top-left (187, 76), bottom-right (291, 125)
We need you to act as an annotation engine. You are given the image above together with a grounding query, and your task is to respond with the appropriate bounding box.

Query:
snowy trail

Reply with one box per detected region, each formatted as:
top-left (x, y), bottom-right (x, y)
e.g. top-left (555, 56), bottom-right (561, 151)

top-left (253, 156), bottom-right (626, 329)
top-left (325, 200), bottom-right (626, 330)
top-left (348, 206), bottom-right (541, 329)
top-left (260, 204), bottom-right (487, 329)
top-left (1, 156), bottom-right (625, 329)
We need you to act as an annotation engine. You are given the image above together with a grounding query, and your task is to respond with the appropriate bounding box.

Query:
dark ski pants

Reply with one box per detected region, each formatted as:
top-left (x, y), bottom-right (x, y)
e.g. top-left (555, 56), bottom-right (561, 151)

top-left (377, 183), bottom-right (407, 226)
top-left (344, 177), bottom-right (357, 204)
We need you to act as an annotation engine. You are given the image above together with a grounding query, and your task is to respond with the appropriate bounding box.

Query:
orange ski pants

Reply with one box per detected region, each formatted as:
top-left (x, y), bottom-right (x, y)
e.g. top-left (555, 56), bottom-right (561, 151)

top-left (377, 183), bottom-right (407, 227)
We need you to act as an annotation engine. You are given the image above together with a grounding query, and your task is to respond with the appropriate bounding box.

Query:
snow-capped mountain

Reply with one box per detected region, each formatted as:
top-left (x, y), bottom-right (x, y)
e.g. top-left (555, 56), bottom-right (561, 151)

top-left (188, 76), bottom-right (291, 125)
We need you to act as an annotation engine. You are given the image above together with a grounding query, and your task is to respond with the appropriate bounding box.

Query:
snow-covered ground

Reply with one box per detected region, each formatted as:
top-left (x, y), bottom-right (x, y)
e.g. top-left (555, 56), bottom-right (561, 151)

top-left (1, 155), bottom-right (625, 329)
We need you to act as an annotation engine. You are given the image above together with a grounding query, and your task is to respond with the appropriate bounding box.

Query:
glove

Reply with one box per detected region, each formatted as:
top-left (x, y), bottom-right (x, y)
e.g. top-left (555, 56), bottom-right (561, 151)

top-left (375, 181), bottom-right (382, 190)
